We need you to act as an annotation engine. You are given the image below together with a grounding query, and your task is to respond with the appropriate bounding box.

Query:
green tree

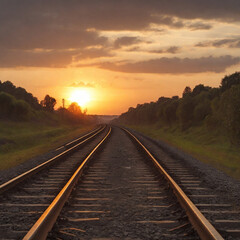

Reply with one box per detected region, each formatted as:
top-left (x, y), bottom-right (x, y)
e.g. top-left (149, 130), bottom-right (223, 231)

top-left (0, 92), bottom-right (15, 117)
top-left (13, 100), bottom-right (31, 120)
top-left (0, 92), bottom-right (31, 120)
top-left (177, 96), bottom-right (195, 130)
top-left (194, 100), bottom-right (211, 122)
top-left (220, 85), bottom-right (240, 143)
top-left (164, 100), bottom-right (179, 125)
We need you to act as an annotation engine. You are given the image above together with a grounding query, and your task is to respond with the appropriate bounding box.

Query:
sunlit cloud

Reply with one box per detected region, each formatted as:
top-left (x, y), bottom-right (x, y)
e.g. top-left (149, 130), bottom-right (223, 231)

top-left (71, 81), bottom-right (95, 88)
top-left (74, 47), bottom-right (113, 60)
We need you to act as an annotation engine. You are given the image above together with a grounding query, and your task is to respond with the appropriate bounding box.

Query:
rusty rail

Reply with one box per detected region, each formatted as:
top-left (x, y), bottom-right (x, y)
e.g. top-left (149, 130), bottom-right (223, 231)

top-left (123, 128), bottom-right (224, 240)
top-left (0, 125), bottom-right (105, 194)
top-left (23, 127), bottom-right (111, 240)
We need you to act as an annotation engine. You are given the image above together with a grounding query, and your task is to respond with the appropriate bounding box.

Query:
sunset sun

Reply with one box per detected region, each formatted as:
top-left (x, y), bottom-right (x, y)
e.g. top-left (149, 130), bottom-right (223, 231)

top-left (69, 89), bottom-right (91, 108)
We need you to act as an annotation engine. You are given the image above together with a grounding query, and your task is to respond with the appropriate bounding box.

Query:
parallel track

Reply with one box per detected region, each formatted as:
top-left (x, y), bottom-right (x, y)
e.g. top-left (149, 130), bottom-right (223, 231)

top-left (0, 125), bottom-right (105, 194)
top-left (0, 125), bottom-right (108, 239)
top-left (6, 126), bottom-right (226, 239)
top-left (129, 127), bottom-right (240, 239)
top-left (123, 128), bottom-right (223, 240)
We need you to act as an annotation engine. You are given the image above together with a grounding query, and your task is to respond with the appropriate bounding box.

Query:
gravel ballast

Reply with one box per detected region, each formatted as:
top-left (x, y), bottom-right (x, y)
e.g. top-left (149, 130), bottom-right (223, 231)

top-left (127, 127), bottom-right (240, 207)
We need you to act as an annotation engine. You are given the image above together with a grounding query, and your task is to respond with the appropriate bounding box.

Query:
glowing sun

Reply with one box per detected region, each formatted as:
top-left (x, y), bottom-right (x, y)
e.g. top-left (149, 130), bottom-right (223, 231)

top-left (69, 89), bottom-right (91, 107)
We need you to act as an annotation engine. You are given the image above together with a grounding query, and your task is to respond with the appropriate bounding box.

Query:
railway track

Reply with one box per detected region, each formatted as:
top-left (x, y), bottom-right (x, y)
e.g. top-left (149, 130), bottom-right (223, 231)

top-left (0, 125), bottom-right (108, 239)
top-left (129, 128), bottom-right (240, 240)
top-left (0, 125), bottom-right (229, 240)
top-left (0, 125), bottom-right (238, 239)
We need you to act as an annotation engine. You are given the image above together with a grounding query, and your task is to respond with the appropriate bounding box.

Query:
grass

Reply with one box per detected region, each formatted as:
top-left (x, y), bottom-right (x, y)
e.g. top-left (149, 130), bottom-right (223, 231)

top-left (127, 124), bottom-right (240, 180)
top-left (0, 120), bottom-right (94, 170)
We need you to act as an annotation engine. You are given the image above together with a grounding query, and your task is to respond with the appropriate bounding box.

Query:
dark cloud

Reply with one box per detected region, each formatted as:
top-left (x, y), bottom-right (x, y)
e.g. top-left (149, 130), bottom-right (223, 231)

top-left (71, 82), bottom-right (95, 88)
top-left (98, 56), bottom-right (240, 74)
top-left (114, 37), bottom-right (140, 49)
top-left (0, 1), bottom-right (239, 50)
top-left (196, 38), bottom-right (240, 48)
top-left (153, 16), bottom-right (184, 28)
top-left (188, 22), bottom-right (212, 31)
top-left (127, 46), bottom-right (141, 52)
top-left (151, 16), bottom-right (213, 31)
top-left (151, 46), bottom-right (181, 54)
top-left (166, 46), bottom-right (180, 54)
top-left (0, 49), bottom-right (75, 68)
top-left (0, 0), bottom-right (239, 69)
top-left (0, 47), bottom-right (113, 68)
top-left (0, 22), bottom-right (107, 50)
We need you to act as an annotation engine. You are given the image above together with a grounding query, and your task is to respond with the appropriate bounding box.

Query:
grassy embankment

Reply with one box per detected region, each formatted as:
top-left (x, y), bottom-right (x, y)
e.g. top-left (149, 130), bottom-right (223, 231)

top-left (127, 124), bottom-right (240, 180)
top-left (0, 121), bottom-right (94, 170)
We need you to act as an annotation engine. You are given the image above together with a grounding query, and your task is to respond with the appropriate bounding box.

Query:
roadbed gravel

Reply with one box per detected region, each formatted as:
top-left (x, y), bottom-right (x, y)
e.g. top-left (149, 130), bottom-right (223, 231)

top-left (127, 127), bottom-right (240, 207)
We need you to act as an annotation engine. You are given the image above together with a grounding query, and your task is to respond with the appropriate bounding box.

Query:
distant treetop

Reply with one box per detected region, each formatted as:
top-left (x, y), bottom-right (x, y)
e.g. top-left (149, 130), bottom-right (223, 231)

top-left (0, 80), bottom-right (40, 109)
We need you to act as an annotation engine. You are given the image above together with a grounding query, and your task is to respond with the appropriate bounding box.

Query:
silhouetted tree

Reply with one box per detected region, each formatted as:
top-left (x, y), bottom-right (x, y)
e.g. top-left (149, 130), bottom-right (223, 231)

top-left (68, 102), bottom-right (82, 116)
top-left (0, 80), bottom-right (40, 109)
top-left (192, 84), bottom-right (211, 96)
top-left (182, 86), bottom-right (192, 97)
top-left (220, 72), bottom-right (240, 92)
top-left (40, 95), bottom-right (56, 111)
top-left (116, 72), bottom-right (240, 144)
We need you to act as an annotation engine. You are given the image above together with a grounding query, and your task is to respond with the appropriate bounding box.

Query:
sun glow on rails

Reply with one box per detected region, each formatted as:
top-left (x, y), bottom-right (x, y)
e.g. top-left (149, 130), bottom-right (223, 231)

top-left (69, 88), bottom-right (91, 108)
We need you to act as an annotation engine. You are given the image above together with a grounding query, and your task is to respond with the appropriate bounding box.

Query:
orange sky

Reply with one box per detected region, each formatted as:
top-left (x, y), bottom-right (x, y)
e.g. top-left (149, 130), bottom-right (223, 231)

top-left (0, 1), bottom-right (240, 115)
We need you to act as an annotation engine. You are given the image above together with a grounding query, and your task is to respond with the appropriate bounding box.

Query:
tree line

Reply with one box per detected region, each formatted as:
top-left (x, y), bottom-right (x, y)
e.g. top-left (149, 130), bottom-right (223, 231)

top-left (0, 80), bottom-right (90, 123)
top-left (116, 72), bottom-right (240, 144)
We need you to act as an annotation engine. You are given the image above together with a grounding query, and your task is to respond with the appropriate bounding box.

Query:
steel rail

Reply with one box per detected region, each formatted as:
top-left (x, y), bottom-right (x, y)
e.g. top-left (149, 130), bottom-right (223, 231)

top-left (0, 125), bottom-right (105, 194)
top-left (23, 127), bottom-right (111, 240)
top-left (63, 125), bottom-right (102, 149)
top-left (123, 128), bottom-right (224, 240)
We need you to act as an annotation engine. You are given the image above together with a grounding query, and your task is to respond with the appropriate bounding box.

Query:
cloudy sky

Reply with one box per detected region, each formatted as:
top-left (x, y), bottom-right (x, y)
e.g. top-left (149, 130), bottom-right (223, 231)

top-left (0, 0), bottom-right (240, 114)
